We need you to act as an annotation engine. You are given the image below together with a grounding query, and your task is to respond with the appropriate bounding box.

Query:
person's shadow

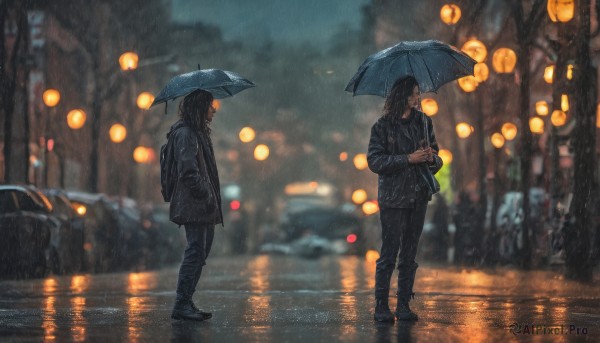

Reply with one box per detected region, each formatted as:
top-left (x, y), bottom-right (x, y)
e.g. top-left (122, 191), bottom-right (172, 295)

top-left (374, 321), bottom-right (416, 343)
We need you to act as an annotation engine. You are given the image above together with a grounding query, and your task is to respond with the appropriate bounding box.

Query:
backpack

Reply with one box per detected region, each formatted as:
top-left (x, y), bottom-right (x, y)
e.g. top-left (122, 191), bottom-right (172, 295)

top-left (160, 134), bottom-right (177, 202)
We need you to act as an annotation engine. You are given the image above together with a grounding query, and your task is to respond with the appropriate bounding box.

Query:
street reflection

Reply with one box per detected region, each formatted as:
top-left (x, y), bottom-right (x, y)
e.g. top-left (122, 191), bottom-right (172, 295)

top-left (70, 296), bottom-right (86, 342)
top-left (42, 278), bottom-right (58, 342)
top-left (338, 256), bottom-right (359, 340)
top-left (70, 275), bottom-right (90, 294)
top-left (127, 296), bottom-right (148, 343)
top-left (363, 256), bottom-right (376, 290)
top-left (244, 255), bottom-right (272, 328)
top-left (127, 272), bottom-right (158, 295)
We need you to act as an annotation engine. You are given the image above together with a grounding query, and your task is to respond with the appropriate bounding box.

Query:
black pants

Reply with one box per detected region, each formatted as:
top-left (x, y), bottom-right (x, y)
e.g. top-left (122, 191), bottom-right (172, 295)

top-left (175, 223), bottom-right (215, 302)
top-left (375, 196), bottom-right (427, 300)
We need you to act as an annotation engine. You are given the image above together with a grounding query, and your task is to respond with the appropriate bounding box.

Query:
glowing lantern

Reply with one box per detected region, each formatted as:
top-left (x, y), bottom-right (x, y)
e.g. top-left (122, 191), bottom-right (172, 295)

top-left (362, 200), bottom-right (379, 216)
top-left (353, 153), bottom-right (368, 170)
top-left (473, 62), bottom-right (489, 83)
top-left (351, 189), bottom-right (368, 205)
top-left (440, 4), bottom-right (461, 25)
top-left (239, 127), bottom-right (256, 143)
top-left (119, 52), bottom-right (138, 71)
top-left (421, 98), bottom-right (438, 116)
top-left (544, 65), bottom-right (555, 83)
top-left (461, 39), bottom-right (487, 63)
top-left (561, 94), bottom-right (569, 112)
top-left (109, 124), bottom-right (127, 143)
top-left (501, 122), bottom-right (518, 141)
top-left (67, 109), bottom-right (86, 129)
top-left (457, 76), bottom-right (479, 92)
top-left (339, 152), bottom-right (348, 161)
top-left (133, 147), bottom-right (149, 163)
top-left (456, 122), bottom-right (473, 138)
top-left (43, 89), bottom-right (60, 107)
top-left (551, 110), bottom-right (567, 127)
top-left (490, 133), bottom-right (505, 149)
top-left (438, 149), bottom-right (453, 164)
top-left (536, 101), bottom-right (549, 116)
top-left (492, 48), bottom-right (517, 73)
top-left (567, 64), bottom-right (574, 80)
top-left (212, 99), bottom-right (221, 111)
top-left (254, 144), bottom-right (270, 161)
top-left (136, 92), bottom-right (154, 110)
top-left (529, 117), bottom-right (545, 134)
top-left (547, 0), bottom-right (575, 22)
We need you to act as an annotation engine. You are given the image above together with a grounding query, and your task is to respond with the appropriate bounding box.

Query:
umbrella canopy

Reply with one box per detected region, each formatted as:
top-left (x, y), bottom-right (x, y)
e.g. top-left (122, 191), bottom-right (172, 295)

top-left (151, 68), bottom-right (255, 107)
top-left (345, 40), bottom-right (476, 97)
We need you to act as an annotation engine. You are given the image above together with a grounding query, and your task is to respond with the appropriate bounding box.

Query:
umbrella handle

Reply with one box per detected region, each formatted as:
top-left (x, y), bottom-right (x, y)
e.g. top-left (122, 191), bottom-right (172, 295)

top-left (417, 95), bottom-right (430, 147)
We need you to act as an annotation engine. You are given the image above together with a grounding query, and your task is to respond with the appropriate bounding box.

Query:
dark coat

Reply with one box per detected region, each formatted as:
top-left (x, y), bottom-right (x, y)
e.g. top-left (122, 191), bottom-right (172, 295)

top-left (167, 120), bottom-right (223, 226)
top-left (367, 109), bottom-right (443, 208)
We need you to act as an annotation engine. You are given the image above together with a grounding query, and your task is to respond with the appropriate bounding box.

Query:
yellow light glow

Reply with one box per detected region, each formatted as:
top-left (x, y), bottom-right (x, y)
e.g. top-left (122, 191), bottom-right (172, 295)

top-left (72, 203), bottom-right (87, 216)
top-left (440, 4), bottom-right (461, 25)
top-left (119, 52), bottom-right (139, 71)
top-left (351, 189), bottom-right (368, 205)
top-left (239, 127), bottom-right (256, 143)
top-left (212, 99), bottom-right (221, 111)
top-left (254, 144), bottom-right (270, 161)
top-left (474, 62), bottom-right (489, 82)
top-left (43, 89), bottom-right (61, 107)
top-left (536, 101), bottom-right (549, 116)
top-left (492, 48), bottom-right (517, 73)
top-left (547, 0), bottom-right (575, 23)
top-left (501, 122), bottom-right (518, 141)
top-left (438, 149), bottom-right (453, 164)
top-left (133, 146), bottom-right (153, 164)
top-left (67, 109), bottom-right (87, 129)
top-left (597, 104), bottom-right (600, 128)
top-left (362, 201), bottom-right (379, 216)
top-left (490, 133), bottom-right (505, 149)
top-left (353, 153), bottom-right (368, 170)
top-left (109, 124), bottom-right (127, 143)
top-left (421, 98), bottom-right (438, 116)
top-left (365, 249), bottom-right (380, 263)
top-left (551, 110), bottom-right (567, 127)
top-left (529, 117), bottom-right (545, 134)
top-left (567, 64), bottom-right (574, 80)
top-left (136, 92), bottom-right (154, 110)
top-left (339, 152), bottom-right (348, 161)
top-left (457, 76), bottom-right (479, 92)
top-left (561, 94), bottom-right (569, 112)
top-left (461, 39), bottom-right (487, 63)
top-left (456, 122), bottom-right (473, 138)
top-left (544, 65), bottom-right (554, 84)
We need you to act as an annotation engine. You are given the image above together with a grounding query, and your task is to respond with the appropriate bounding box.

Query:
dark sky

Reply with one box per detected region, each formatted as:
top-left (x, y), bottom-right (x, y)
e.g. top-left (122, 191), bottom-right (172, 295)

top-left (171, 0), bottom-right (371, 46)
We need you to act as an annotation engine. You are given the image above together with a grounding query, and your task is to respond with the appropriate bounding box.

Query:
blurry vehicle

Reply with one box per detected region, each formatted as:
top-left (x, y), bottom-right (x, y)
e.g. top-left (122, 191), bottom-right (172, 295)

top-left (0, 185), bottom-right (57, 278)
top-left (142, 204), bottom-right (186, 267)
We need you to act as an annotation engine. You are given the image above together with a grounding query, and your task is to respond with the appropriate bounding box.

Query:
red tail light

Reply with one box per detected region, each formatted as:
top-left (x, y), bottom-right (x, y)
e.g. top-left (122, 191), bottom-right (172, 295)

top-left (230, 200), bottom-right (241, 211)
top-left (346, 234), bottom-right (357, 244)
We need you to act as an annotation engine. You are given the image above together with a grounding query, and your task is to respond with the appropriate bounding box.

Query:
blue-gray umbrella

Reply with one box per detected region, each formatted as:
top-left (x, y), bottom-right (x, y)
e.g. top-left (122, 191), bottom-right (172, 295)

top-left (150, 68), bottom-right (255, 108)
top-left (345, 40), bottom-right (476, 97)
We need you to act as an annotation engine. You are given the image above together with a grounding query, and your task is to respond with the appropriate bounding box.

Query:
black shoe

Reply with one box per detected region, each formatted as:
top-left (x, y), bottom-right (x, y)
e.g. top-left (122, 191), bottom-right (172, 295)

top-left (171, 300), bottom-right (205, 321)
top-left (189, 300), bottom-right (212, 320)
top-left (395, 295), bottom-right (418, 321)
top-left (374, 298), bottom-right (395, 322)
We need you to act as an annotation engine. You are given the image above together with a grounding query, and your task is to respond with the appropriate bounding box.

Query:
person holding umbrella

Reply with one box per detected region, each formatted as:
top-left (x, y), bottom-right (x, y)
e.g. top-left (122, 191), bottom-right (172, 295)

top-left (346, 40), bottom-right (476, 322)
top-left (153, 68), bottom-right (255, 321)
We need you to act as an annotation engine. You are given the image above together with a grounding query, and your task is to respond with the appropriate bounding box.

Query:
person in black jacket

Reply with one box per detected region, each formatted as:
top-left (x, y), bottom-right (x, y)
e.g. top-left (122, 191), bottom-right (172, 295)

top-left (168, 89), bottom-right (223, 321)
top-left (367, 76), bottom-right (443, 322)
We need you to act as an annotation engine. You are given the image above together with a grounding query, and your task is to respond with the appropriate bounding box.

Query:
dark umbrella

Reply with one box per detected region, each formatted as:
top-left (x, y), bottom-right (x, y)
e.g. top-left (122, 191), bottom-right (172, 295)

top-left (150, 68), bottom-right (255, 108)
top-left (345, 40), bottom-right (476, 97)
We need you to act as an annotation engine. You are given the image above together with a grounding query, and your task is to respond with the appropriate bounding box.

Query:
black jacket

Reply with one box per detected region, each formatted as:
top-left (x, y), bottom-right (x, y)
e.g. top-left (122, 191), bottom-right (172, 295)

top-left (167, 120), bottom-right (223, 226)
top-left (367, 109), bottom-right (443, 208)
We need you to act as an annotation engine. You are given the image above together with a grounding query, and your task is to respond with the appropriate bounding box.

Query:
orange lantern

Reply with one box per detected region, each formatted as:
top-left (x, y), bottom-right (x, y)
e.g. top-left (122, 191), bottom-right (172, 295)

top-left (551, 110), bottom-right (567, 127)
top-left (474, 62), bottom-right (489, 82)
top-left (133, 146), bottom-right (150, 163)
top-left (212, 99), bottom-right (221, 111)
top-left (461, 39), bottom-right (487, 63)
top-left (43, 89), bottom-right (61, 107)
top-left (561, 94), bottom-right (569, 112)
top-left (239, 127), bottom-right (256, 143)
top-left (362, 200), bottom-right (379, 216)
top-left (456, 122), bottom-right (473, 138)
top-left (536, 101), bottom-right (549, 116)
top-left (501, 122), bottom-right (518, 141)
top-left (421, 98), bottom-right (438, 116)
top-left (547, 0), bottom-right (575, 22)
top-left (438, 149), bottom-right (453, 164)
top-left (351, 189), bottom-right (368, 205)
top-left (109, 124), bottom-right (127, 143)
top-left (353, 153), bottom-right (368, 170)
top-left (440, 4), bottom-right (461, 25)
top-left (529, 117), bottom-right (545, 134)
top-left (457, 76), bottom-right (479, 92)
top-left (254, 144), bottom-right (270, 161)
top-left (567, 64), bottom-right (574, 80)
top-left (136, 92), bottom-right (154, 110)
top-left (67, 109), bottom-right (87, 129)
top-left (492, 48), bottom-right (517, 73)
top-left (119, 52), bottom-right (139, 71)
top-left (544, 65), bottom-right (555, 84)
top-left (339, 152), bottom-right (348, 161)
top-left (490, 133), bottom-right (505, 149)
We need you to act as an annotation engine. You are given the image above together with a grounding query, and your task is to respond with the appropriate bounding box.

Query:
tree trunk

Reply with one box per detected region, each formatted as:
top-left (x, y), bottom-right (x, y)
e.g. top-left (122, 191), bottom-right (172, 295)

top-left (566, 0), bottom-right (595, 282)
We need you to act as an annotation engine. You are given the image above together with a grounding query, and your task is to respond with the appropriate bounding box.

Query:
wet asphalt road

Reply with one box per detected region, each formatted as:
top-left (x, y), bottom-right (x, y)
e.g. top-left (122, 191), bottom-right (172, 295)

top-left (0, 255), bottom-right (599, 342)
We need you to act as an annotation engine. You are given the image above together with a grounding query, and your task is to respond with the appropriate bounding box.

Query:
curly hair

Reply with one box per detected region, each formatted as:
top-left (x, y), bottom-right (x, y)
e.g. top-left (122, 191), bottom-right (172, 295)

top-left (383, 76), bottom-right (419, 121)
top-left (179, 89), bottom-right (214, 135)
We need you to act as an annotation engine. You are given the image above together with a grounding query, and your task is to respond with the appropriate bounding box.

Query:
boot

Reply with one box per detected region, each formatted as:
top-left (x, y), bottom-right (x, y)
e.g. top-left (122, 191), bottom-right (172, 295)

top-left (171, 299), bottom-right (205, 321)
top-left (395, 293), bottom-right (418, 321)
top-left (374, 297), bottom-right (395, 322)
top-left (189, 300), bottom-right (212, 320)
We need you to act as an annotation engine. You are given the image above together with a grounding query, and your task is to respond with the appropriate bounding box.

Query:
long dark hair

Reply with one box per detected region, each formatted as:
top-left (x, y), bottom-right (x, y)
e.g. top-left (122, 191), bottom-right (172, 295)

top-left (179, 89), bottom-right (213, 135)
top-left (383, 76), bottom-right (419, 120)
